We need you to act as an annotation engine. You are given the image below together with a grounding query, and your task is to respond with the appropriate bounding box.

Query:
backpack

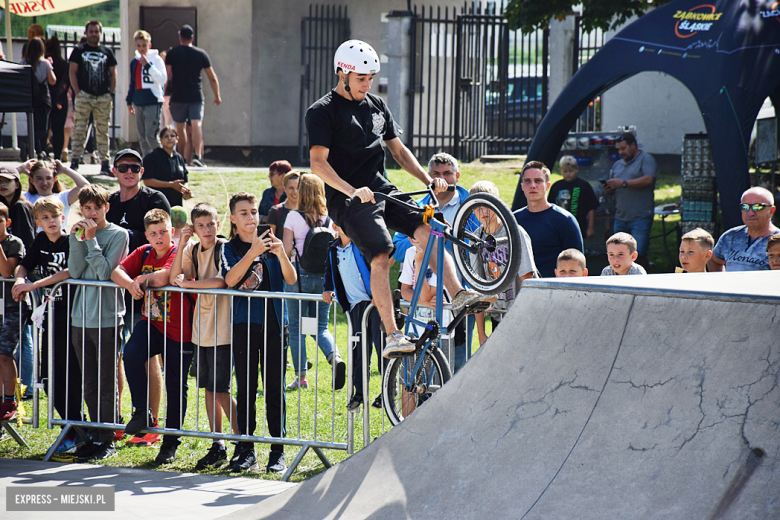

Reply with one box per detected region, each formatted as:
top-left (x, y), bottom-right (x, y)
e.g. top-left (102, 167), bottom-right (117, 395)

top-left (296, 212), bottom-right (336, 274)
top-left (191, 237), bottom-right (228, 280)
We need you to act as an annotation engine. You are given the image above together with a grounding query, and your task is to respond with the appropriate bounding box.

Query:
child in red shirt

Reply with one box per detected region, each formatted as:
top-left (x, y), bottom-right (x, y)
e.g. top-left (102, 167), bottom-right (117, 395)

top-left (111, 208), bottom-right (194, 465)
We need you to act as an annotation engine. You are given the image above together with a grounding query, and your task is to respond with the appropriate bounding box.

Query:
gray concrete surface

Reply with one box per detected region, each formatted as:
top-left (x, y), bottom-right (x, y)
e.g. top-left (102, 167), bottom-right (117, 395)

top-left (222, 271), bottom-right (780, 519)
top-left (0, 458), bottom-right (295, 519)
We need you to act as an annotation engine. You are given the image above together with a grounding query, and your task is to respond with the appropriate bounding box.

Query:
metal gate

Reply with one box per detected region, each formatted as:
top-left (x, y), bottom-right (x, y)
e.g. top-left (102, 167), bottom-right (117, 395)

top-left (299, 4), bottom-right (351, 163)
top-left (408, 3), bottom-right (549, 163)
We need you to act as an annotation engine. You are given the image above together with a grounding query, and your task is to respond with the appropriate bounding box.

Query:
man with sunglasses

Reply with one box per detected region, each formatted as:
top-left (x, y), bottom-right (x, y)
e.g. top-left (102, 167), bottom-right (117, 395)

top-left (105, 149), bottom-right (171, 445)
top-left (107, 149), bottom-right (171, 252)
top-left (604, 132), bottom-right (657, 271)
top-left (709, 187), bottom-right (778, 272)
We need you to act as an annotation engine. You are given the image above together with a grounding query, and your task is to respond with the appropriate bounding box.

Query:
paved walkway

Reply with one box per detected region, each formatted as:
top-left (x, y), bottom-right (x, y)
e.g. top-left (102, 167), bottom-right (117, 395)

top-left (0, 458), bottom-right (295, 520)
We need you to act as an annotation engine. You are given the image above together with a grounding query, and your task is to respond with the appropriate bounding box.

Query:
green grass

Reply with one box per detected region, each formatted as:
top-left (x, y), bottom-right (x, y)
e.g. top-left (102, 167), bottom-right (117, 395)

top-left (2, 159), bottom-right (685, 480)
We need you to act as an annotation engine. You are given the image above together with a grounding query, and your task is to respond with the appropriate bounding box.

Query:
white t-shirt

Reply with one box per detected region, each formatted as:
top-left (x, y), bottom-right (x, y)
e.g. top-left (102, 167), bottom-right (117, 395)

top-left (284, 210), bottom-right (336, 261)
top-left (399, 246), bottom-right (452, 337)
top-left (25, 190), bottom-right (72, 232)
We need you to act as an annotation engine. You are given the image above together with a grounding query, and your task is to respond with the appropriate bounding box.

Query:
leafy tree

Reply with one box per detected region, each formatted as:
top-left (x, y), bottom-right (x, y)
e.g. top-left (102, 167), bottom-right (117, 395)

top-left (505, 0), bottom-right (674, 33)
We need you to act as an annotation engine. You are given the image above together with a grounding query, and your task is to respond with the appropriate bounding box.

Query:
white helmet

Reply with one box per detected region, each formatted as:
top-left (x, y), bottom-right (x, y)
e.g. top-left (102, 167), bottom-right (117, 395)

top-left (333, 40), bottom-right (380, 76)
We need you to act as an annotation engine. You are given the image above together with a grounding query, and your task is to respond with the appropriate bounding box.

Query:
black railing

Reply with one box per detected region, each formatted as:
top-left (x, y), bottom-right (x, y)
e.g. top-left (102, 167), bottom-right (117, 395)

top-left (409, 2), bottom-right (549, 163)
top-left (299, 4), bottom-right (351, 163)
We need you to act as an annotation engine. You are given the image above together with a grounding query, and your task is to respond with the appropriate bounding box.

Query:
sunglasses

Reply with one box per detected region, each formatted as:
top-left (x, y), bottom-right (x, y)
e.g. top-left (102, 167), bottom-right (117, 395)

top-left (116, 164), bottom-right (142, 174)
top-left (739, 203), bottom-right (771, 212)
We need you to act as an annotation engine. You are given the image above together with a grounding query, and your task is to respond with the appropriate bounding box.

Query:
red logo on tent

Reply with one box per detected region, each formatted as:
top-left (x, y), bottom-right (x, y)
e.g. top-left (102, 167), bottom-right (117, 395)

top-left (673, 4), bottom-right (723, 39)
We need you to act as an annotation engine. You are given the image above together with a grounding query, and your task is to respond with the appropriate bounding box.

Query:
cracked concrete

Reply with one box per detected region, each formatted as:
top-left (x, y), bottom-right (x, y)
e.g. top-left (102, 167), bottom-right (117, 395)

top-left (222, 272), bottom-right (780, 520)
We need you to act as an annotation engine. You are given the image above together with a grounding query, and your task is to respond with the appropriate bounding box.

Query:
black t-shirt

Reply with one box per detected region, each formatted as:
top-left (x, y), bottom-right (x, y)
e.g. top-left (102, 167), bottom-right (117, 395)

top-left (106, 186), bottom-right (171, 252)
top-left (68, 43), bottom-right (117, 96)
top-left (21, 233), bottom-right (69, 310)
top-left (305, 90), bottom-right (398, 206)
top-left (548, 178), bottom-right (599, 234)
top-left (225, 237), bottom-right (280, 334)
top-left (165, 45), bottom-right (212, 103)
top-left (142, 148), bottom-right (189, 207)
top-left (0, 234), bottom-right (24, 307)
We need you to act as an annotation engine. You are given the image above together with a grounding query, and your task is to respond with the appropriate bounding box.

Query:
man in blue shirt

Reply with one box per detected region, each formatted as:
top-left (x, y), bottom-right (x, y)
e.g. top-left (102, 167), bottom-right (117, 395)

top-left (513, 161), bottom-right (583, 278)
top-left (709, 187), bottom-right (779, 272)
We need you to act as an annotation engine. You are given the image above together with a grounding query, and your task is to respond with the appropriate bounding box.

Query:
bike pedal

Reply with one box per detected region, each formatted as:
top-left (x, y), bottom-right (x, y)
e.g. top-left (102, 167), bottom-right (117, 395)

top-left (385, 350), bottom-right (414, 359)
top-left (465, 301), bottom-right (492, 314)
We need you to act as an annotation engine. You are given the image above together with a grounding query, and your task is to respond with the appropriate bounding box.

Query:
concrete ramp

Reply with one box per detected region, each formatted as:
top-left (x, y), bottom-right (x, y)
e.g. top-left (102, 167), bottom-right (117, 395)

top-left (223, 272), bottom-right (780, 520)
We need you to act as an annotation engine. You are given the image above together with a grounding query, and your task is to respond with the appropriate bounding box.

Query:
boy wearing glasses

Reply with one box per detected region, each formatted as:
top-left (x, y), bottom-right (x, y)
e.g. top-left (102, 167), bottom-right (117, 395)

top-left (709, 187), bottom-right (779, 272)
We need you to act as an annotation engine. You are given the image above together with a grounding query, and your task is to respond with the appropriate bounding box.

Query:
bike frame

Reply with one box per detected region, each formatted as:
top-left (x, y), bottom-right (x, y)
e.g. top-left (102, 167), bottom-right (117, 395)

top-left (371, 187), bottom-right (476, 391)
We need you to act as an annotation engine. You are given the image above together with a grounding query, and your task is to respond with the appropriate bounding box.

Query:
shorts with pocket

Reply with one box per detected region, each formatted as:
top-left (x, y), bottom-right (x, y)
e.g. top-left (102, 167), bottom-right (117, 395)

top-left (197, 344), bottom-right (233, 393)
top-left (170, 101), bottom-right (204, 123)
top-left (329, 173), bottom-right (425, 265)
top-left (0, 307), bottom-right (20, 358)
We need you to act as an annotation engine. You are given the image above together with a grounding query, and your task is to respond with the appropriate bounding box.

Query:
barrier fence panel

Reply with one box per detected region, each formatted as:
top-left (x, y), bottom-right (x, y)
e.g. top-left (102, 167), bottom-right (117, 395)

top-left (6, 276), bottom-right (504, 476)
top-left (31, 279), bottom-right (348, 481)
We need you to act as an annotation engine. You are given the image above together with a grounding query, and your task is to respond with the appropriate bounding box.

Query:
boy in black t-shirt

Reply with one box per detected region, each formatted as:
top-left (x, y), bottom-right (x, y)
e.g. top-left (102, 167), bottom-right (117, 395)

top-left (13, 198), bottom-right (83, 452)
top-left (221, 192), bottom-right (296, 474)
top-left (305, 40), bottom-right (487, 356)
top-left (548, 156), bottom-right (599, 239)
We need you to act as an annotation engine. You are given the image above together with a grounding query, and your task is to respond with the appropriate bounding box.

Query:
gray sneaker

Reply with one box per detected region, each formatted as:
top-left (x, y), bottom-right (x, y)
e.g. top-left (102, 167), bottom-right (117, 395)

top-left (451, 288), bottom-right (487, 316)
top-left (383, 331), bottom-right (415, 357)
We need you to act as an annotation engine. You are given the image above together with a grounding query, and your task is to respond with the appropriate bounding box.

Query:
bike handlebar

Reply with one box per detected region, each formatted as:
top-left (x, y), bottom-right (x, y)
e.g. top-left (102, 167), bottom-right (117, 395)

top-left (344, 184), bottom-right (455, 209)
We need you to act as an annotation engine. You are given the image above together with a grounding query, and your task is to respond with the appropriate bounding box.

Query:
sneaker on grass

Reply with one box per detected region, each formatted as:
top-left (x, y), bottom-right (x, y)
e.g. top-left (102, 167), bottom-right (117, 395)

top-left (155, 442), bottom-right (178, 465)
top-left (196, 442), bottom-right (228, 470)
top-left (231, 447), bottom-right (258, 473)
top-left (266, 450), bottom-right (286, 474)
top-left (371, 394), bottom-right (383, 409)
top-left (125, 429), bottom-right (162, 447)
top-left (86, 442), bottom-right (116, 462)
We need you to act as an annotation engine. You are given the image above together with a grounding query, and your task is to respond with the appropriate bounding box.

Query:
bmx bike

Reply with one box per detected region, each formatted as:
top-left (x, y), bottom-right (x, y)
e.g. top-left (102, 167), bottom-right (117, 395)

top-left (346, 184), bottom-right (522, 425)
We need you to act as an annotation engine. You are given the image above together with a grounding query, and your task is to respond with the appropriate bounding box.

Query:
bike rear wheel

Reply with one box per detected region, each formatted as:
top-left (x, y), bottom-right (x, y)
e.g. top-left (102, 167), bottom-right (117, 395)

top-left (451, 193), bottom-right (522, 294)
top-left (382, 346), bottom-right (452, 426)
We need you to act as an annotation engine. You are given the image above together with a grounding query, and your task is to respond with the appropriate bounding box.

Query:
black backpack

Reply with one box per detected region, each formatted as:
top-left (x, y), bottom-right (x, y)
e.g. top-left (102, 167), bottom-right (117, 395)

top-left (296, 212), bottom-right (336, 274)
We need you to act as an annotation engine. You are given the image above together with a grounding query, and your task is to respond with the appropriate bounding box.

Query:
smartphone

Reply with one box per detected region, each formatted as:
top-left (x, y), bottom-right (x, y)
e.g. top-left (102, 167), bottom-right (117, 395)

top-left (599, 179), bottom-right (607, 186)
top-left (257, 223), bottom-right (272, 237)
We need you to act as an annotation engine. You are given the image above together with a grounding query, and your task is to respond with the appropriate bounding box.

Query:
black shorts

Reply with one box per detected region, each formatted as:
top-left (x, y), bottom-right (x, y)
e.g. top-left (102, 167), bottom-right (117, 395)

top-left (329, 174), bottom-right (425, 264)
top-left (197, 344), bottom-right (232, 393)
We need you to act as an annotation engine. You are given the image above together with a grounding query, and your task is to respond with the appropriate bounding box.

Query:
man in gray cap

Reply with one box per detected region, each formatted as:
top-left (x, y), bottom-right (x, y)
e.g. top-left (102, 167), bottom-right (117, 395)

top-left (164, 24), bottom-right (221, 167)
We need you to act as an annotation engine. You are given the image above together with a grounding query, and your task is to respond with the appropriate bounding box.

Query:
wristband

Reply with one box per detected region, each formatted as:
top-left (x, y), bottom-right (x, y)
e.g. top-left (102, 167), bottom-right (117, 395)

top-left (622, 180), bottom-right (628, 189)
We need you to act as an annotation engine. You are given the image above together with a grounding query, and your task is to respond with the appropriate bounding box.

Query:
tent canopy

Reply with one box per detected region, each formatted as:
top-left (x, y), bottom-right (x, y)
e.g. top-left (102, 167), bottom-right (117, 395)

top-left (1, 0), bottom-right (110, 17)
top-left (513, 0), bottom-right (780, 230)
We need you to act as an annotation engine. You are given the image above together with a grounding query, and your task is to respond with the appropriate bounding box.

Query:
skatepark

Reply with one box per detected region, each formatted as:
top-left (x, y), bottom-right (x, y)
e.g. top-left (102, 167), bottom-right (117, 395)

top-left (221, 271), bottom-right (780, 519)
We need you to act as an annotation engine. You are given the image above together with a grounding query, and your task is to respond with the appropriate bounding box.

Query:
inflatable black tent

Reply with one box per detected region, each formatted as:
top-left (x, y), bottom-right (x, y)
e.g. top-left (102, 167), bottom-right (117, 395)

top-left (0, 59), bottom-right (34, 158)
top-left (514, 0), bottom-right (780, 230)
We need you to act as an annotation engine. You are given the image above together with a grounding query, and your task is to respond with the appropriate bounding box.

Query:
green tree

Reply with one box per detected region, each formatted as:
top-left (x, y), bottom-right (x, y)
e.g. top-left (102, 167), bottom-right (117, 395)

top-left (505, 0), bottom-right (674, 33)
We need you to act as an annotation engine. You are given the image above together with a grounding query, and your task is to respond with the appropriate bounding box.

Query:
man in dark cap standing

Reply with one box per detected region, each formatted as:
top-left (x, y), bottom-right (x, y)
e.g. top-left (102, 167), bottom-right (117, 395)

top-left (164, 25), bottom-right (221, 167)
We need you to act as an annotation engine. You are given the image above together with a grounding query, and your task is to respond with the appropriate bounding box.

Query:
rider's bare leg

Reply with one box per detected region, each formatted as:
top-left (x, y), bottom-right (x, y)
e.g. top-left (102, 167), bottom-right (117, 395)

top-left (370, 251), bottom-right (399, 334)
top-left (413, 224), bottom-right (463, 297)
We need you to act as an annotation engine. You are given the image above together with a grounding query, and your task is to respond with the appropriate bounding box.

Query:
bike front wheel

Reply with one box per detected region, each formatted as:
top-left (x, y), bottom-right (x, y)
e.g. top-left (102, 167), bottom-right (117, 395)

top-left (451, 193), bottom-right (523, 294)
top-left (382, 347), bottom-right (452, 426)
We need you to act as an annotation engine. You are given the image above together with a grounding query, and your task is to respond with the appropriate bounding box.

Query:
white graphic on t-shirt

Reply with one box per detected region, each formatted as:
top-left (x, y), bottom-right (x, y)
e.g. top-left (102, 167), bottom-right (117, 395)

top-left (81, 51), bottom-right (109, 93)
top-left (120, 213), bottom-right (128, 225)
top-left (371, 112), bottom-right (386, 137)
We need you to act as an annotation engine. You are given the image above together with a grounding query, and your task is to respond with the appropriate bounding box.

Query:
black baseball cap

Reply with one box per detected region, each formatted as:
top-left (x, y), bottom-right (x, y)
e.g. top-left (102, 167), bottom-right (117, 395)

top-left (113, 149), bottom-right (143, 166)
top-left (179, 25), bottom-right (194, 38)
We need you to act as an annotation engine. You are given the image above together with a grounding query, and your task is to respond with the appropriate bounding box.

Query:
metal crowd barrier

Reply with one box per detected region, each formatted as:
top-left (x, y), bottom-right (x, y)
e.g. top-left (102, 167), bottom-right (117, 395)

top-left (4, 276), bottom-right (502, 479)
top-left (18, 279), bottom-right (346, 481)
